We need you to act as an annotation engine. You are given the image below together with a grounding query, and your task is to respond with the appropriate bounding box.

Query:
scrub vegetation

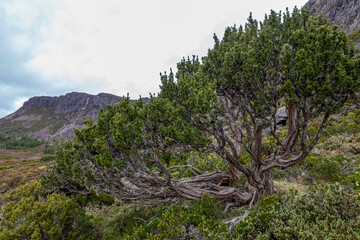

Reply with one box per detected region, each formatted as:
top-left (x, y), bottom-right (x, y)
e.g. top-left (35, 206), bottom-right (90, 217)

top-left (1, 7), bottom-right (360, 239)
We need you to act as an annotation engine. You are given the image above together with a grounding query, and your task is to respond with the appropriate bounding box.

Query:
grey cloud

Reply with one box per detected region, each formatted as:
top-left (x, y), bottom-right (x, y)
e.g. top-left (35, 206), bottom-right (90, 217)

top-left (0, 1), bottom-right (81, 118)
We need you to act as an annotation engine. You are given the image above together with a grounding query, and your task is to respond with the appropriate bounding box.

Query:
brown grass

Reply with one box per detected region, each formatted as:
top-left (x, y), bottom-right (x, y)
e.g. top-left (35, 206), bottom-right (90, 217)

top-left (0, 146), bottom-right (54, 204)
top-left (274, 180), bottom-right (308, 196)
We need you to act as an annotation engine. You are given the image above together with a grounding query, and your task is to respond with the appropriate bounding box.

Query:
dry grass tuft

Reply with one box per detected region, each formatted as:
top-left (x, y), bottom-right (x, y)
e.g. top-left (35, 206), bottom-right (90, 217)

top-left (0, 146), bottom-right (54, 205)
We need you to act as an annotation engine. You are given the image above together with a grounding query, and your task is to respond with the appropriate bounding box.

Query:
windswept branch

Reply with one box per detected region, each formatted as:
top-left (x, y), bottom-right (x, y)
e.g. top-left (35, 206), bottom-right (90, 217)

top-left (167, 165), bottom-right (204, 175)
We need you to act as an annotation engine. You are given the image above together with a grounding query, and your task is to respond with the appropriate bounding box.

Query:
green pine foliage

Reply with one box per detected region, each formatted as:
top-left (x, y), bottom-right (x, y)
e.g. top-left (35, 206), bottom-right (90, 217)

top-left (42, 7), bottom-right (360, 206)
top-left (349, 28), bottom-right (360, 46)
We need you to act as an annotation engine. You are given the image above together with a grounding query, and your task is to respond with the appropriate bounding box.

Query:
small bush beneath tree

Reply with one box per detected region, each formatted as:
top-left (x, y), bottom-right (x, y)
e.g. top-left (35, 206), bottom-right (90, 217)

top-left (234, 184), bottom-right (360, 239)
top-left (0, 180), bottom-right (98, 240)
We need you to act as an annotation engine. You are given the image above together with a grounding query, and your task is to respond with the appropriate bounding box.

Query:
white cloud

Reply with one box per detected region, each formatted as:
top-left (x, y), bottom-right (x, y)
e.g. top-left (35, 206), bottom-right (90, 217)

top-left (11, 34), bottom-right (31, 53)
top-left (4, 0), bottom-right (39, 29)
top-left (14, 97), bottom-right (28, 109)
top-left (3, 0), bottom-right (59, 29)
top-left (7, 0), bottom-right (309, 101)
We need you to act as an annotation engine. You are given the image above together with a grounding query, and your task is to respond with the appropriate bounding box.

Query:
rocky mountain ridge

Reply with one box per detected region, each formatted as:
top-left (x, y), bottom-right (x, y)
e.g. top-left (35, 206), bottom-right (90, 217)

top-left (8, 92), bottom-right (121, 118)
top-left (305, 0), bottom-right (360, 50)
top-left (0, 92), bottom-right (147, 139)
top-left (305, 0), bottom-right (360, 35)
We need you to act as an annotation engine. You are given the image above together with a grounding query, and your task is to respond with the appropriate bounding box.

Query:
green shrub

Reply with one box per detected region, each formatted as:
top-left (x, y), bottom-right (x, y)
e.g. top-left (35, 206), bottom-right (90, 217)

top-left (43, 142), bottom-right (56, 154)
top-left (102, 204), bottom-right (163, 240)
top-left (234, 184), bottom-right (360, 239)
top-left (273, 134), bottom-right (360, 184)
top-left (0, 135), bottom-right (7, 142)
top-left (39, 155), bottom-right (56, 162)
top-left (234, 194), bottom-right (285, 239)
top-left (271, 154), bottom-right (346, 183)
top-left (5, 137), bottom-right (43, 150)
top-left (105, 195), bottom-right (229, 239)
top-left (138, 195), bottom-right (228, 239)
top-left (0, 180), bottom-right (98, 240)
top-left (90, 191), bottom-right (115, 207)
top-left (304, 154), bottom-right (346, 182)
top-left (349, 28), bottom-right (360, 45)
top-left (349, 170), bottom-right (360, 193)
top-left (324, 109), bottom-right (360, 136)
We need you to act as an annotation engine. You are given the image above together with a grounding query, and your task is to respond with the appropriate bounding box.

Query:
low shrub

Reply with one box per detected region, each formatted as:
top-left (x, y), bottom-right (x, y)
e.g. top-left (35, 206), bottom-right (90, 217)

top-left (5, 137), bottom-right (43, 150)
top-left (0, 180), bottom-right (98, 240)
top-left (39, 155), bottom-right (56, 162)
top-left (43, 142), bottom-right (56, 154)
top-left (101, 204), bottom-right (163, 240)
top-left (324, 109), bottom-right (360, 136)
top-left (273, 133), bottom-right (360, 184)
top-left (305, 154), bottom-right (345, 182)
top-left (103, 195), bottom-right (229, 240)
top-left (234, 184), bottom-right (360, 239)
top-left (89, 191), bottom-right (115, 207)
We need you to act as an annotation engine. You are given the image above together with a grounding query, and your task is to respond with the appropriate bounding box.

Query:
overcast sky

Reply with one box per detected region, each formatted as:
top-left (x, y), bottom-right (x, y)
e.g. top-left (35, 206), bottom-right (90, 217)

top-left (0, 0), bottom-right (308, 118)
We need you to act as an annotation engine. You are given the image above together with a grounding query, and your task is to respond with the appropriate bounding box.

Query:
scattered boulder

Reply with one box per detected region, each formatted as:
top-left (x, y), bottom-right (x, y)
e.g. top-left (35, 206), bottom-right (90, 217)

top-left (263, 108), bottom-right (288, 135)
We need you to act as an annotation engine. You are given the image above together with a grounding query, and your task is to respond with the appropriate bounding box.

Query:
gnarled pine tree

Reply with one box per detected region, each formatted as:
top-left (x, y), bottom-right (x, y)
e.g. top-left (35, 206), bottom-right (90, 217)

top-left (43, 8), bottom-right (359, 206)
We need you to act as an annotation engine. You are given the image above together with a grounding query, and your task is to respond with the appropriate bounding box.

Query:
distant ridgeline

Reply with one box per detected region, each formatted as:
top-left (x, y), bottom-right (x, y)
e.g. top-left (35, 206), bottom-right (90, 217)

top-left (0, 92), bottom-right (149, 139)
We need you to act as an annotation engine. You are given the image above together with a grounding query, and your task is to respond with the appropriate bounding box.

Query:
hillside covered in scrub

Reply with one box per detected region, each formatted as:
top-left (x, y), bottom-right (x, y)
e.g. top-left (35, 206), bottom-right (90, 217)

top-left (1, 2), bottom-right (360, 240)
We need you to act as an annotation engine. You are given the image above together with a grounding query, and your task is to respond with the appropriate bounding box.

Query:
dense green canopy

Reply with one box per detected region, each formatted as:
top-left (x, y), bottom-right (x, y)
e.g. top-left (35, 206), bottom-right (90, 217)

top-left (43, 8), bottom-right (359, 205)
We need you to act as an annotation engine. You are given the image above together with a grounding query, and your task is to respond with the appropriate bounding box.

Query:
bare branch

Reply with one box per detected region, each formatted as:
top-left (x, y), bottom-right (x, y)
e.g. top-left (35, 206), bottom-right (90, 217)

top-left (205, 153), bottom-right (221, 172)
top-left (308, 112), bottom-right (330, 151)
top-left (167, 165), bottom-right (204, 175)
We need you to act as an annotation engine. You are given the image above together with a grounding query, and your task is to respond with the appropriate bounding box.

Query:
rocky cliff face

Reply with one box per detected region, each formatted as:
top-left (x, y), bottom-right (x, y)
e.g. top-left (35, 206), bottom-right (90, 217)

top-left (19, 92), bottom-right (120, 115)
top-left (304, 0), bottom-right (360, 52)
top-left (0, 92), bottom-right (147, 139)
top-left (305, 0), bottom-right (360, 34)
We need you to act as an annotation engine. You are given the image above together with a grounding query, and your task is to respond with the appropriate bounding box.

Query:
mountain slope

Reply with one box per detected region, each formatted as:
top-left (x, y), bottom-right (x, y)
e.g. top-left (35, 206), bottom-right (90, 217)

top-left (305, 0), bottom-right (360, 49)
top-left (305, 0), bottom-right (360, 34)
top-left (0, 92), bottom-right (147, 139)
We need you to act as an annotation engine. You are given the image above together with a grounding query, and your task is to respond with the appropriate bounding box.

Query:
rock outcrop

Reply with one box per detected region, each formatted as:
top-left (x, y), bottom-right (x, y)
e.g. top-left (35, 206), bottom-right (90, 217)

top-left (10, 92), bottom-right (121, 118)
top-left (305, 0), bottom-right (360, 35)
top-left (263, 108), bottom-right (288, 136)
